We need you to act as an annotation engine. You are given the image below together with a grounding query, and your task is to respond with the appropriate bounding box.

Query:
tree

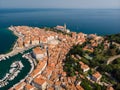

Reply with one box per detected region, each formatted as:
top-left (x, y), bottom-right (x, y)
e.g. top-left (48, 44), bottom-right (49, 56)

top-left (114, 83), bottom-right (120, 90)
top-left (94, 83), bottom-right (102, 90)
top-left (112, 69), bottom-right (120, 82)
top-left (81, 79), bottom-right (92, 90)
top-left (112, 58), bottom-right (120, 64)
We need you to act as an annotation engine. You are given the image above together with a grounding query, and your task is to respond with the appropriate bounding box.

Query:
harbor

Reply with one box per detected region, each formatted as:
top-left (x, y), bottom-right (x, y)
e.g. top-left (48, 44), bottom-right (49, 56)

top-left (0, 53), bottom-right (31, 90)
top-left (0, 26), bottom-right (38, 89)
top-left (0, 61), bottom-right (24, 88)
top-left (0, 26), bottom-right (34, 61)
top-left (10, 53), bottom-right (37, 89)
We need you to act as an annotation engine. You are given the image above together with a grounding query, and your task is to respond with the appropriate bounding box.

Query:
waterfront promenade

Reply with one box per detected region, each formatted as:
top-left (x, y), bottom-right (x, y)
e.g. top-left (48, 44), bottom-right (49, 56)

top-left (0, 44), bottom-right (38, 60)
top-left (0, 26), bottom-right (39, 88)
top-left (0, 27), bottom-right (21, 59)
top-left (0, 27), bottom-right (42, 60)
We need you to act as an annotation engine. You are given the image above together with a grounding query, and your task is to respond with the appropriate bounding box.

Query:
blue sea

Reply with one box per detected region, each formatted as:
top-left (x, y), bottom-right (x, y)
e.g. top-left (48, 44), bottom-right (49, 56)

top-left (0, 9), bottom-right (120, 34)
top-left (0, 9), bottom-right (120, 89)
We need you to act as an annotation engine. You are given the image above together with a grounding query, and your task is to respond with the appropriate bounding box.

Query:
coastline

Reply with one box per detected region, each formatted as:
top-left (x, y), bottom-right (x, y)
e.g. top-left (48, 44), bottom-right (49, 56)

top-left (4, 29), bottom-right (18, 54)
top-left (0, 26), bottom-right (45, 89)
top-left (0, 26), bottom-right (36, 89)
top-left (0, 27), bottom-right (19, 59)
top-left (0, 27), bottom-right (33, 60)
top-left (0, 28), bottom-right (17, 54)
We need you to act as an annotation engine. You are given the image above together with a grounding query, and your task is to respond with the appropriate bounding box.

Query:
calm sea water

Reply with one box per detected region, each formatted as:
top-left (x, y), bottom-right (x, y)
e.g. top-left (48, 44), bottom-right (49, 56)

top-left (0, 9), bottom-right (120, 89)
top-left (0, 9), bottom-right (120, 33)
top-left (0, 28), bottom-right (17, 54)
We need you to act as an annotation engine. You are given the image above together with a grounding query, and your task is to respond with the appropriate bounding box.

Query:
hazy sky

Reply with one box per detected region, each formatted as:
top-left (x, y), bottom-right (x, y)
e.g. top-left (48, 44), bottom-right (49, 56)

top-left (0, 0), bottom-right (120, 9)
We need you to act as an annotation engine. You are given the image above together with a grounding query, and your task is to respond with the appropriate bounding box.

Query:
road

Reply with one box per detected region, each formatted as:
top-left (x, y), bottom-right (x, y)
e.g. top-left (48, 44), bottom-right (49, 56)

top-left (106, 42), bottom-right (120, 65)
top-left (107, 55), bottom-right (120, 65)
top-left (0, 43), bottom-right (43, 60)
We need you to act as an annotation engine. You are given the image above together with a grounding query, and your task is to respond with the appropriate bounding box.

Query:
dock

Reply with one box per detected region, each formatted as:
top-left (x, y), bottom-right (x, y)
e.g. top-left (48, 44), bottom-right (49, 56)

top-left (0, 61), bottom-right (24, 88)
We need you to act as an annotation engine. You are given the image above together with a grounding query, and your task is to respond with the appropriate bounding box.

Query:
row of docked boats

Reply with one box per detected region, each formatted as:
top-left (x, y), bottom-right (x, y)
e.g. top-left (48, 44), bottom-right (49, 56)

top-left (0, 61), bottom-right (24, 88)
top-left (0, 56), bottom-right (10, 61)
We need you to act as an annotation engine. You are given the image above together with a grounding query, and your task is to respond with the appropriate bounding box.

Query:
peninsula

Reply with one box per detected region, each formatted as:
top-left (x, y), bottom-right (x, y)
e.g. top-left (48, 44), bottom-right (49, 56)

top-left (0, 25), bottom-right (120, 90)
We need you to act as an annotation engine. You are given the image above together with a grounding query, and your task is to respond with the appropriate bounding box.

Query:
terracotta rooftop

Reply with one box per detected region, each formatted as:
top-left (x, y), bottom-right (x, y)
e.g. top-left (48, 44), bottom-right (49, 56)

top-left (33, 47), bottom-right (46, 54)
top-left (30, 69), bottom-right (40, 77)
top-left (93, 72), bottom-right (102, 79)
top-left (25, 83), bottom-right (35, 90)
top-left (79, 61), bottom-right (90, 70)
top-left (13, 82), bottom-right (26, 90)
top-left (76, 85), bottom-right (84, 90)
top-left (47, 87), bottom-right (54, 90)
top-left (33, 75), bottom-right (46, 85)
top-left (107, 86), bottom-right (114, 90)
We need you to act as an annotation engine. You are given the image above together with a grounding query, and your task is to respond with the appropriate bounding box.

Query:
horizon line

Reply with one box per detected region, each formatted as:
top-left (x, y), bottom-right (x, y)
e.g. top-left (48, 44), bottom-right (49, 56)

top-left (0, 7), bottom-right (120, 9)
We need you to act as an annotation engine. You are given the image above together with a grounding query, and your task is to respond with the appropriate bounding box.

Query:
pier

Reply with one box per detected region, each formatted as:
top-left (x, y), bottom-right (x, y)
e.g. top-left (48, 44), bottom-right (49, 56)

top-left (22, 53), bottom-right (37, 73)
top-left (10, 53), bottom-right (36, 89)
top-left (0, 61), bottom-right (24, 88)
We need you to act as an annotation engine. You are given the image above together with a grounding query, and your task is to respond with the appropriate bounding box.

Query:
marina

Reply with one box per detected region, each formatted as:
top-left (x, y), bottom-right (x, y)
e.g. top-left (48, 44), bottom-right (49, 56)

top-left (0, 56), bottom-right (10, 61)
top-left (22, 53), bottom-right (36, 73)
top-left (0, 61), bottom-right (24, 88)
top-left (10, 53), bottom-right (36, 89)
